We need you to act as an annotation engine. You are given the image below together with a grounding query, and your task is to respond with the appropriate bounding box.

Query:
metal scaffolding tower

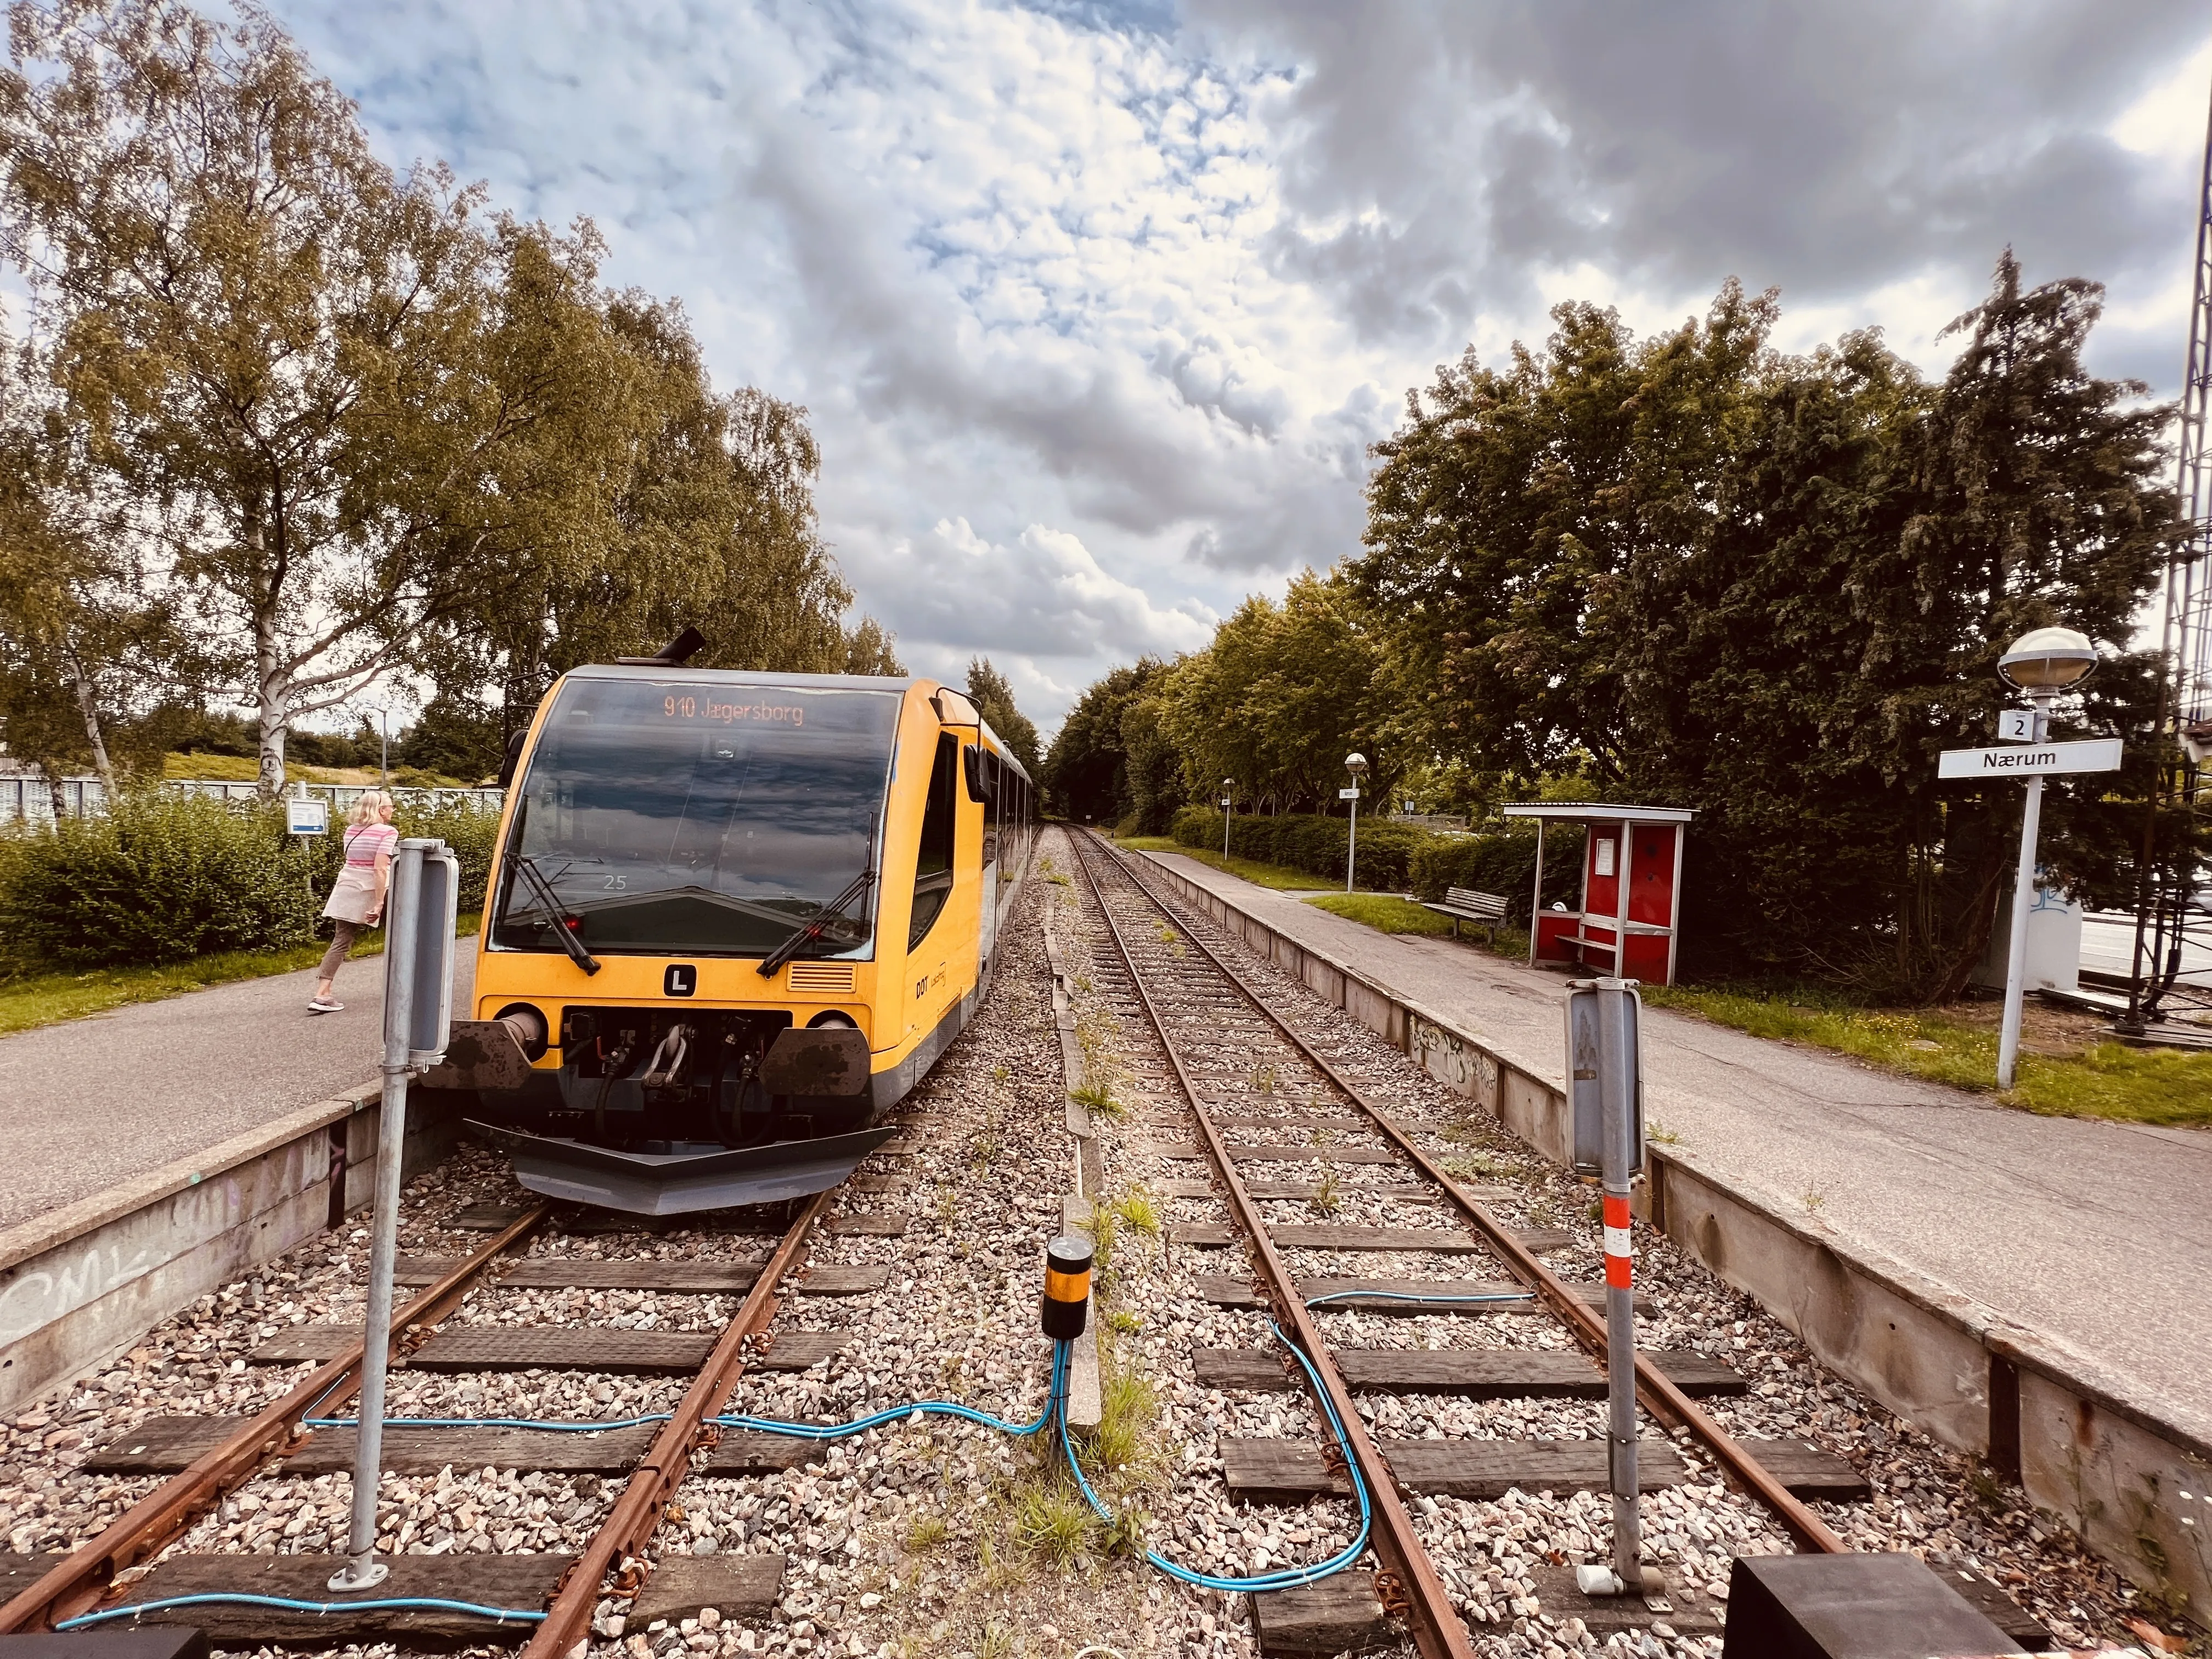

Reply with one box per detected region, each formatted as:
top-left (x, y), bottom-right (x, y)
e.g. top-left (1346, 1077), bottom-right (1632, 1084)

top-left (2124, 80), bottom-right (2212, 1025)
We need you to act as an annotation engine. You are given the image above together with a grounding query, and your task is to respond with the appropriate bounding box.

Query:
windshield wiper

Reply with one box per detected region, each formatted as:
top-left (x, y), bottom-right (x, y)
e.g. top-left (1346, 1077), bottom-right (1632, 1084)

top-left (512, 854), bottom-right (602, 977)
top-left (758, 816), bottom-right (877, 977)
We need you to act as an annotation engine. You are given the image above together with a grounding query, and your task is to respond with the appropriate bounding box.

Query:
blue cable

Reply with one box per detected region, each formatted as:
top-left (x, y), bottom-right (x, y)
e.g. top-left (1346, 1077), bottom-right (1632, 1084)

top-left (1055, 1322), bottom-right (1374, 1593)
top-left (70, 1307), bottom-right (1381, 1631)
top-left (57, 1593), bottom-right (544, 1631)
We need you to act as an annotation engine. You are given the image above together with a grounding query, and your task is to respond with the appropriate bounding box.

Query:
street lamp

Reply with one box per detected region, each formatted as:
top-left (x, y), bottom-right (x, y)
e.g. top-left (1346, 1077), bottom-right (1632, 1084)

top-left (1220, 778), bottom-right (1234, 863)
top-left (375, 708), bottom-right (393, 789)
top-left (1343, 752), bottom-right (1368, 894)
top-left (1994, 626), bottom-right (2097, 1088)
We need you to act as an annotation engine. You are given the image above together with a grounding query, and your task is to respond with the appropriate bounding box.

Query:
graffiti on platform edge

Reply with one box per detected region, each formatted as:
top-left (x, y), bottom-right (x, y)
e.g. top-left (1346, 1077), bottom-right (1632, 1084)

top-left (0, 1241), bottom-right (158, 1341)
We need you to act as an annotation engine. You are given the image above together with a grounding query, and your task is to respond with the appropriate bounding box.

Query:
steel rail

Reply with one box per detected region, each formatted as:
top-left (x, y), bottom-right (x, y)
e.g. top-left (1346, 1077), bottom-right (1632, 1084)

top-left (1068, 833), bottom-right (1476, 1659)
top-left (0, 1203), bottom-right (550, 1633)
top-left (520, 1188), bottom-right (836, 1659)
top-left (1088, 831), bottom-right (1849, 1556)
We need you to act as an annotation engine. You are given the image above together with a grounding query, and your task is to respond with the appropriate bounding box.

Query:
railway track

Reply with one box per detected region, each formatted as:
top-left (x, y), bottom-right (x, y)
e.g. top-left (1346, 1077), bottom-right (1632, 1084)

top-left (0, 828), bottom-right (2119, 1655)
top-left (0, 1182), bottom-right (853, 1651)
top-left (1061, 830), bottom-right (2061, 1654)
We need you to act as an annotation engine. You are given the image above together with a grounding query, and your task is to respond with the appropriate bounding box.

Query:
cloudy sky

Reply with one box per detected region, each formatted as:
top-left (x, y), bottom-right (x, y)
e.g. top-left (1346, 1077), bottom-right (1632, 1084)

top-left (269, 0), bottom-right (2212, 731)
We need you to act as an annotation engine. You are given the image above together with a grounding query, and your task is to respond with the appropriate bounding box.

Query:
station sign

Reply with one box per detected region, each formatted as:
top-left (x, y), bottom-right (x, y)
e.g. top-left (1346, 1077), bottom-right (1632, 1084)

top-left (285, 797), bottom-right (329, 835)
top-left (1937, 738), bottom-right (2122, 779)
top-left (1338, 786), bottom-right (1360, 800)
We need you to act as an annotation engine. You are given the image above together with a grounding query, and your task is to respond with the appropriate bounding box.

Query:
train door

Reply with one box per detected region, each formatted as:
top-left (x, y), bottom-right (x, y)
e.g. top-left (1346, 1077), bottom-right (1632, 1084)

top-left (977, 747), bottom-right (999, 975)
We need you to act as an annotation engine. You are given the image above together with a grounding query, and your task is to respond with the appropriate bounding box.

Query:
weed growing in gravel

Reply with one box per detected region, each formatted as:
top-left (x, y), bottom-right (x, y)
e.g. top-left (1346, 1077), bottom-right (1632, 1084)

top-left (906, 1514), bottom-right (948, 1551)
top-left (1250, 1062), bottom-right (1277, 1094)
top-left (1104, 1308), bottom-right (1142, 1334)
top-left (1090, 1369), bottom-right (1164, 1480)
top-left (979, 1622), bottom-right (1018, 1658)
top-left (1311, 1169), bottom-right (1343, 1216)
top-left (1442, 1149), bottom-right (1516, 1182)
top-left (1012, 1476), bottom-right (1097, 1568)
top-left (1104, 1186), bottom-right (1161, 1236)
top-left (1070, 1080), bottom-right (1125, 1121)
top-left (971, 1130), bottom-right (1002, 1168)
top-left (1155, 922), bottom-right (1178, 946)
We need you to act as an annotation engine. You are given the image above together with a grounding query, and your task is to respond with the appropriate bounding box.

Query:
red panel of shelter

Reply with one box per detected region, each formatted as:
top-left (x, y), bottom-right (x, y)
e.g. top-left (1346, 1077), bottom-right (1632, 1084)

top-left (1629, 827), bottom-right (1675, 926)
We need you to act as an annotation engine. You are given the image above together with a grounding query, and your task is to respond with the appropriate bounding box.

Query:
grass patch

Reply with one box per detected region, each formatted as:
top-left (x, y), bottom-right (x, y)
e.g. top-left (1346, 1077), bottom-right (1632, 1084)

top-left (1304, 892), bottom-right (1454, 935)
top-left (1113, 837), bottom-right (1346, 893)
top-left (1069, 1080), bottom-right (1126, 1122)
top-left (1103, 1186), bottom-right (1161, 1237)
top-left (1644, 984), bottom-right (2212, 1128)
top-left (0, 913), bottom-right (481, 1037)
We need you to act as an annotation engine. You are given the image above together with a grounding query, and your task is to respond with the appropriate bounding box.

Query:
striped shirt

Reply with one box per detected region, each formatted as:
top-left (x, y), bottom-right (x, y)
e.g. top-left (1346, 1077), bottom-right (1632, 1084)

top-left (344, 822), bottom-right (399, 867)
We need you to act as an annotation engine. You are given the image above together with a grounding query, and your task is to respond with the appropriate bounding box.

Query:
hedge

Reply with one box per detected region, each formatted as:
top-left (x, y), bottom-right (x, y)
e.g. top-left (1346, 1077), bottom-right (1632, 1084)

top-left (1169, 805), bottom-right (1584, 920)
top-left (1169, 806), bottom-right (1430, 891)
top-left (0, 791), bottom-right (504, 970)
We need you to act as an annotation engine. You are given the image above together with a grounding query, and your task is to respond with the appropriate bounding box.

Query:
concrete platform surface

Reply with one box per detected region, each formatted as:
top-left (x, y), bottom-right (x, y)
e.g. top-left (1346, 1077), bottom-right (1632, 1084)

top-left (1140, 850), bottom-right (2212, 1442)
top-left (0, 948), bottom-right (475, 1232)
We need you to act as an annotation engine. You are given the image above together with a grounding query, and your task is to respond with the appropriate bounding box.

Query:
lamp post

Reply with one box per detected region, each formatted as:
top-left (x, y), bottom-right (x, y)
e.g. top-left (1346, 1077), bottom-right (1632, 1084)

top-left (1994, 627), bottom-right (2098, 1090)
top-left (376, 708), bottom-right (393, 789)
top-left (1344, 753), bottom-right (1368, 894)
top-left (1220, 778), bottom-right (1234, 863)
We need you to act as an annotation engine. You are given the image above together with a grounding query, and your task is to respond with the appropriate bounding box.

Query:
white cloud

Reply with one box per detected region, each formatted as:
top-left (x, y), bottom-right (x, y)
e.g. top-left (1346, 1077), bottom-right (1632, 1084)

top-left (267, 0), bottom-right (2210, 732)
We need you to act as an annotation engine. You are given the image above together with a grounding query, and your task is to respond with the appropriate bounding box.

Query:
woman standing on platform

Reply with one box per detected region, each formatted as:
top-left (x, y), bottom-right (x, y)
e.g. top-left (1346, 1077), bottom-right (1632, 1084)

top-left (309, 791), bottom-right (397, 1014)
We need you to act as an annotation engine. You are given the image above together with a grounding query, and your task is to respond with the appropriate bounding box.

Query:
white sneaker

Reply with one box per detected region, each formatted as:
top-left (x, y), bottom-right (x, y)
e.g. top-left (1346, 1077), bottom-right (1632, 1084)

top-left (308, 997), bottom-right (343, 1014)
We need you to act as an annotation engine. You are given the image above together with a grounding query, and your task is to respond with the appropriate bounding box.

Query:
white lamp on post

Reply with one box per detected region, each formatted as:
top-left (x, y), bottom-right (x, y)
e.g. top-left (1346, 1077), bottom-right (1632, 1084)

top-left (1993, 626), bottom-right (2097, 1090)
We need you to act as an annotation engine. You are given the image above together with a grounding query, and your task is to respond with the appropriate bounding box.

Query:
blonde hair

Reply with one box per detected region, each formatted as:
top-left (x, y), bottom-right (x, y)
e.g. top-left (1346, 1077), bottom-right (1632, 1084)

top-left (348, 790), bottom-right (394, 828)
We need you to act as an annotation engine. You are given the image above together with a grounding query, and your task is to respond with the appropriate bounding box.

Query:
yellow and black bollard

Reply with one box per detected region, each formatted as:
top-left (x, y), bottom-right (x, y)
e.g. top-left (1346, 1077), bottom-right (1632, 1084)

top-left (1041, 1234), bottom-right (1093, 1339)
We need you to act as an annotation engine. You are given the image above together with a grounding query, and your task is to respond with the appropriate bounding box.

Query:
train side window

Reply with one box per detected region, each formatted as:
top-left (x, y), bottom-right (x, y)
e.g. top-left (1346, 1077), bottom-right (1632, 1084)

top-left (909, 733), bottom-right (958, 950)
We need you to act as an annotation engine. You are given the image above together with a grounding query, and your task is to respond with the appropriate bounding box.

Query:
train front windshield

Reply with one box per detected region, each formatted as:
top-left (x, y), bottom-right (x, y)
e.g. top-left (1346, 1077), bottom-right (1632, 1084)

top-left (490, 679), bottom-right (901, 959)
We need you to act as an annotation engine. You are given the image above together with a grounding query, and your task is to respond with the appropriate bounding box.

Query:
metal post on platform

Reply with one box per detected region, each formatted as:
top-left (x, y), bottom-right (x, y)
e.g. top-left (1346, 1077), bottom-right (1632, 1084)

top-left (331, 837), bottom-right (459, 1594)
top-left (1567, 978), bottom-right (1646, 1597)
top-left (1343, 752), bottom-right (1367, 894)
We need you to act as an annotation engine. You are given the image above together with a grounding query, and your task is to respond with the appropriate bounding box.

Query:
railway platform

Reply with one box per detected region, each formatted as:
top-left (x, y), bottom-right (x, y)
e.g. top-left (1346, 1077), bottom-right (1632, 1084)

top-left (1134, 849), bottom-right (2212, 1448)
top-left (0, 951), bottom-right (477, 1233)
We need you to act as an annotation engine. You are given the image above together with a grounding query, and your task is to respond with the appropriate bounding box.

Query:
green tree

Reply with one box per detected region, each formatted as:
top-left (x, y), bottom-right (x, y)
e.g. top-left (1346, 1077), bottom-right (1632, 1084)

top-left (1042, 658), bottom-right (1170, 823)
top-left (1157, 571), bottom-right (1392, 814)
top-left (0, 0), bottom-right (510, 794)
top-left (1355, 261), bottom-right (2177, 992)
top-left (965, 657), bottom-right (1040, 775)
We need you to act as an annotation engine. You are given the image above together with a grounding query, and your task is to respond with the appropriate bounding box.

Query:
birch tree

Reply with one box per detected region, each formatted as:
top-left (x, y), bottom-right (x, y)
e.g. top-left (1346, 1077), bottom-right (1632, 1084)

top-left (0, 0), bottom-right (497, 792)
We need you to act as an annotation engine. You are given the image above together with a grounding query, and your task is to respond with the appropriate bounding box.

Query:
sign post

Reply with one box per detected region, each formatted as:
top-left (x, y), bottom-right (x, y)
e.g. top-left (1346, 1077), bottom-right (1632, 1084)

top-left (331, 837), bottom-right (459, 1593)
top-left (1937, 736), bottom-right (2120, 1088)
top-left (1566, 978), bottom-right (1646, 1596)
top-left (1220, 781), bottom-right (1234, 863)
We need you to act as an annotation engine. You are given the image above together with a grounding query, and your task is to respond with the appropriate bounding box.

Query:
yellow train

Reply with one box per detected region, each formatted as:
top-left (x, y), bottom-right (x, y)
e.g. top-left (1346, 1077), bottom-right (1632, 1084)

top-left (433, 641), bottom-right (1034, 1213)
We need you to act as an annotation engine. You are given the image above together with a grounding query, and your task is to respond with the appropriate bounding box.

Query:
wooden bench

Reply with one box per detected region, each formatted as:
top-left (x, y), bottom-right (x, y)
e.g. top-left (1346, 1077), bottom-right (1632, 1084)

top-left (1421, 886), bottom-right (1508, 944)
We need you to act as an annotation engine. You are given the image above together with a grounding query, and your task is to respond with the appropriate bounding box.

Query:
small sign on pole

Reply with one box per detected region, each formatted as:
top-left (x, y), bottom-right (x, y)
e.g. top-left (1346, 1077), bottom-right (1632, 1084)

top-left (1337, 786), bottom-right (1360, 800)
top-left (331, 837), bottom-right (459, 1594)
top-left (1996, 709), bottom-right (2036, 742)
top-left (285, 797), bottom-right (329, 836)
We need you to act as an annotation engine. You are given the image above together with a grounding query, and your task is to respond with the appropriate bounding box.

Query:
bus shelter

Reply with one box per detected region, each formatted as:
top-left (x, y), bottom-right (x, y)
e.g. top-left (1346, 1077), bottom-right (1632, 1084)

top-left (1499, 803), bottom-right (1695, 985)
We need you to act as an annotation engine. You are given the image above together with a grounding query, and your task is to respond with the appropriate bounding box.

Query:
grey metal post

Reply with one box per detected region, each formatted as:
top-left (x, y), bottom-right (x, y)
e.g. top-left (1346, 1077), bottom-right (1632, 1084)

top-left (1568, 977), bottom-right (1645, 1598)
top-left (1600, 978), bottom-right (1642, 1591)
top-left (330, 841), bottom-right (422, 1591)
top-left (329, 836), bottom-right (455, 1593)
top-left (1346, 790), bottom-right (1358, 894)
top-left (1997, 779), bottom-right (2046, 1092)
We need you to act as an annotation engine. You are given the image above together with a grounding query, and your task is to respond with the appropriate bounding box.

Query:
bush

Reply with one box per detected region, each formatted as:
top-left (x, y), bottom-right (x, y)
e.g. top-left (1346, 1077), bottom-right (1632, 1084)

top-left (1170, 806), bottom-right (1431, 891)
top-left (0, 792), bottom-right (507, 972)
top-left (1408, 824), bottom-right (1582, 921)
top-left (0, 791), bottom-right (324, 968)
